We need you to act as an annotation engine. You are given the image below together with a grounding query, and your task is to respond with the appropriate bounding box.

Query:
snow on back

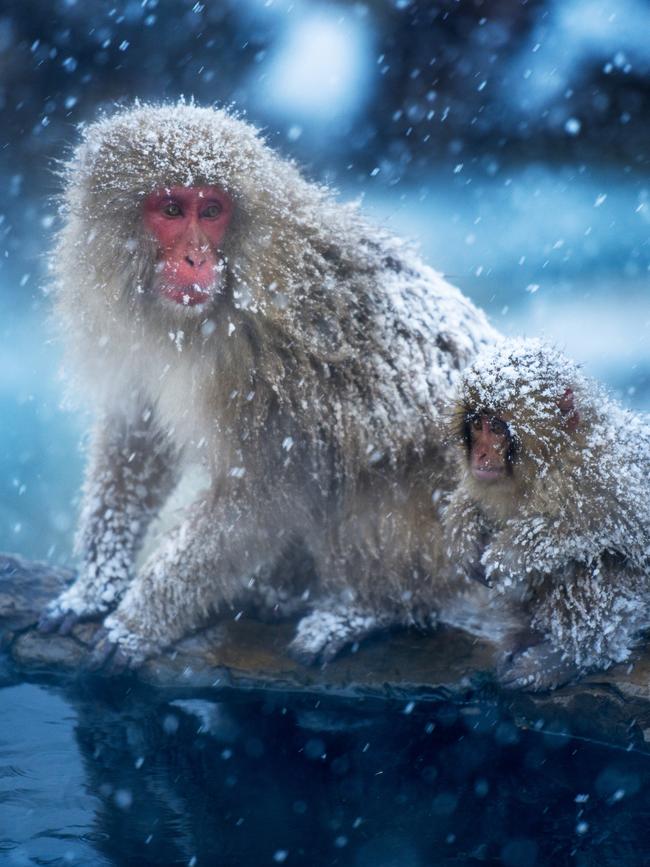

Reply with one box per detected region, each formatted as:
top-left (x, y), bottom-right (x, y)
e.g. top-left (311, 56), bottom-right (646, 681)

top-left (55, 101), bottom-right (500, 472)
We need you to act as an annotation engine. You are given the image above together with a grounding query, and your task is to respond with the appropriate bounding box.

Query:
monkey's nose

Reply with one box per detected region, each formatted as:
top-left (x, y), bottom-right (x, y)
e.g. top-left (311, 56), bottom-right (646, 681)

top-left (185, 253), bottom-right (207, 268)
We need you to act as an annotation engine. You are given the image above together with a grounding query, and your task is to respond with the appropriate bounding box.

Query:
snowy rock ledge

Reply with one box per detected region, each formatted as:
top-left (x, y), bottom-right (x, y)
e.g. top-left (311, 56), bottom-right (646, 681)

top-left (2, 552), bottom-right (650, 751)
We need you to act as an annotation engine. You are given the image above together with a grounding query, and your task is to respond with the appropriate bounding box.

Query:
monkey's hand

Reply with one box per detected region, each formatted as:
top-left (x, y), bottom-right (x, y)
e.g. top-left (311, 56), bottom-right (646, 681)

top-left (289, 606), bottom-right (390, 666)
top-left (497, 642), bottom-right (581, 692)
top-left (443, 494), bottom-right (491, 585)
top-left (478, 545), bottom-right (522, 589)
top-left (483, 519), bottom-right (567, 585)
top-left (37, 580), bottom-right (116, 636)
top-left (84, 624), bottom-right (149, 675)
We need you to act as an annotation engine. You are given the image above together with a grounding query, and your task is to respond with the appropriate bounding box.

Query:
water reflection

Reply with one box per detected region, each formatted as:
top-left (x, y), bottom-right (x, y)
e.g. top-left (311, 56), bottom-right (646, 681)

top-left (2, 681), bottom-right (650, 865)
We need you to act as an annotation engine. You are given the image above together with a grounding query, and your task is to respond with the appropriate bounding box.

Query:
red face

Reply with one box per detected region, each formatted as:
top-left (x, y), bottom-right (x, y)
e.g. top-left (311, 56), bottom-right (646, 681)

top-left (468, 414), bottom-right (511, 483)
top-left (143, 185), bottom-right (233, 307)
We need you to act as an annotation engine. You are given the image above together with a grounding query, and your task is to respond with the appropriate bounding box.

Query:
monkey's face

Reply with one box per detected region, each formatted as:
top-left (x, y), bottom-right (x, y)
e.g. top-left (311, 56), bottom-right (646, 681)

top-left (143, 185), bottom-right (233, 309)
top-left (465, 413), bottom-right (513, 483)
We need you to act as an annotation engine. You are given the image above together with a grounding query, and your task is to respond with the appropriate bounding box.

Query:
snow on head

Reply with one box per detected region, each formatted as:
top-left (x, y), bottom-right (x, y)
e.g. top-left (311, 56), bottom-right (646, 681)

top-left (462, 337), bottom-right (585, 427)
top-left (455, 337), bottom-right (601, 479)
top-left (461, 337), bottom-right (583, 411)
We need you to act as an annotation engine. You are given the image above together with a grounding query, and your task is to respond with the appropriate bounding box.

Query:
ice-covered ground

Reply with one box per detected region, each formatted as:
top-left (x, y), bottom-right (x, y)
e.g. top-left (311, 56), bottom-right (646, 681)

top-left (0, 166), bottom-right (647, 560)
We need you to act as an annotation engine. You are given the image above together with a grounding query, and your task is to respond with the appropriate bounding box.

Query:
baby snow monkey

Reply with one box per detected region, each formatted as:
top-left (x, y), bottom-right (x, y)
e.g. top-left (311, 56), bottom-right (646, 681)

top-left (445, 337), bottom-right (650, 690)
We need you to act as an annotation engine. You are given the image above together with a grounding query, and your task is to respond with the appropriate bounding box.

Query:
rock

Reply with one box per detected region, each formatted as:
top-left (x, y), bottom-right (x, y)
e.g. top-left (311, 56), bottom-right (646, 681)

top-left (2, 551), bottom-right (650, 750)
top-left (0, 553), bottom-right (74, 633)
top-left (12, 630), bottom-right (87, 669)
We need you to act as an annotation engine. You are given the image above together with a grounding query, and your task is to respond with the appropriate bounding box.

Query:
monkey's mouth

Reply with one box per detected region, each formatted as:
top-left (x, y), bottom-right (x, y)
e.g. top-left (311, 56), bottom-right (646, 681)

top-left (156, 258), bottom-right (226, 308)
top-left (471, 465), bottom-right (506, 482)
top-left (160, 283), bottom-right (216, 307)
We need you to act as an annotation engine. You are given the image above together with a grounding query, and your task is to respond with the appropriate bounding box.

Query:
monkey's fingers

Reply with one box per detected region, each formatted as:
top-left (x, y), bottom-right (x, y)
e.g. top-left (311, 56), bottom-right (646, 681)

top-left (498, 644), bottom-right (580, 692)
top-left (37, 609), bottom-right (80, 635)
top-left (288, 610), bottom-right (358, 667)
top-left (87, 628), bottom-right (141, 676)
top-left (288, 635), bottom-right (344, 667)
top-left (37, 612), bottom-right (62, 634)
top-left (103, 646), bottom-right (132, 676)
top-left (289, 630), bottom-right (361, 667)
top-left (287, 638), bottom-right (321, 667)
top-left (319, 636), bottom-right (359, 665)
top-left (86, 629), bottom-right (127, 674)
top-left (60, 613), bottom-right (80, 636)
top-left (86, 629), bottom-right (114, 670)
top-left (467, 561), bottom-right (492, 587)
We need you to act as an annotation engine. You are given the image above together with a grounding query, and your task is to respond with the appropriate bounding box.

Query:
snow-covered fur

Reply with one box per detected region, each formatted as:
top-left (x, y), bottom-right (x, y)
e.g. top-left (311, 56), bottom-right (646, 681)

top-left (445, 337), bottom-right (650, 689)
top-left (43, 102), bottom-right (498, 666)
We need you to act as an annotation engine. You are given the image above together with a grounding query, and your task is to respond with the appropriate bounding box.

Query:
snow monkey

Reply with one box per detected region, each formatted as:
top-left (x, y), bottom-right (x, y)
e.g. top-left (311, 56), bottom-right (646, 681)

top-left (38, 103), bottom-right (498, 671)
top-left (444, 337), bottom-right (650, 690)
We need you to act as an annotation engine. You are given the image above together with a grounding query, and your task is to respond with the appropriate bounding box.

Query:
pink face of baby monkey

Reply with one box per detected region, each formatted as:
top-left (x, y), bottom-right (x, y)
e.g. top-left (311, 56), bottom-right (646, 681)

top-left (467, 414), bottom-right (511, 482)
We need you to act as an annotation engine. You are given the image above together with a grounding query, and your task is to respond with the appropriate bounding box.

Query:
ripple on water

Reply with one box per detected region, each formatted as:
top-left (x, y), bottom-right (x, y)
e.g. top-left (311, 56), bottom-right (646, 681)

top-left (0, 683), bottom-right (108, 865)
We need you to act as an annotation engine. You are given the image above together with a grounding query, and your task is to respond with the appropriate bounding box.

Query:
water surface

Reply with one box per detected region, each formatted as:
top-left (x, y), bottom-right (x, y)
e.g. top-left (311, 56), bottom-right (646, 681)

top-left (2, 681), bottom-right (650, 866)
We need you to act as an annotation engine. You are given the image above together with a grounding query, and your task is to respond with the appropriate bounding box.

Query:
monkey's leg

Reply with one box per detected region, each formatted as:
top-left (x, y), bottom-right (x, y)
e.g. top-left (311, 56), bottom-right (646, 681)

top-left (243, 541), bottom-right (316, 623)
top-left (289, 477), bottom-right (447, 666)
top-left (289, 600), bottom-right (404, 666)
top-left (39, 412), bottom-right (178, 635)
top-left (88, 494), bottom-right (292, 672)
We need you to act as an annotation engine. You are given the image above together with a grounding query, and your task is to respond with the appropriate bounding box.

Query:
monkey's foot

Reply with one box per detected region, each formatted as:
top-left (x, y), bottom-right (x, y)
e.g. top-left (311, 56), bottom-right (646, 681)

top-left (85, 628), bottom-right (134, 675)
top-left (84, 617), bottom-right (153, 675)
top-left (497, 642), bottom-right (581, 692)
top-left (289, 608), bottom-right (381, 666)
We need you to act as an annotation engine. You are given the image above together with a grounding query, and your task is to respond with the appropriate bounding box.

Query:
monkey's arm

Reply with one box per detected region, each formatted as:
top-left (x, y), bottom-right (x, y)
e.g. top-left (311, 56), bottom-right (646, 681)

top-left (89, 489), bottom-right (291, 671)
top-left (498, 556), bottom-right (645, 690)
top-left (39, 412), bottom-right (179, 634)
top-left (480, 516), bottom-right (585, 585)
top-left (442, 490), bottom-right (492, 585)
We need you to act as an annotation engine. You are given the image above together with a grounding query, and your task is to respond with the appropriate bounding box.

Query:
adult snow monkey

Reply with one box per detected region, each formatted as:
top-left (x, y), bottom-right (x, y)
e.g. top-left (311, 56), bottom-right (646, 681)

top-left (38, 102), bottom-right (498, 671)
top-left (444, 337), bottom-right (650, 690)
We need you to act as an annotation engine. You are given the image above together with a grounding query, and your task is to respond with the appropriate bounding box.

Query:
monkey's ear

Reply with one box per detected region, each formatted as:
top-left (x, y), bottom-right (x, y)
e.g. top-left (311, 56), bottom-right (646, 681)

top-left (557, 387), bottom-right (580, 432)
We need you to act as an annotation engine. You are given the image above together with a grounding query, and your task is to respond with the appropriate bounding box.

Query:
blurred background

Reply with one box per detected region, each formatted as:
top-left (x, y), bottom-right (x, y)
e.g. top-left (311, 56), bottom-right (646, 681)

top-left (0, 0), bottom-right (648, 562)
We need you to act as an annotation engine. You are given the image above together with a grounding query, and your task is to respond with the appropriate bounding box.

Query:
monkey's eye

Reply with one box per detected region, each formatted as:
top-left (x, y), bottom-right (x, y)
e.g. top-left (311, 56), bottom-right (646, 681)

top-left (201, 203), bottom-right (223, 219)
top-left (162, 202), bottom-right (182, 218)
top-left (489, 417), bottom-right (509, 437)
top-left (462, 413), bottom-right (482, 442)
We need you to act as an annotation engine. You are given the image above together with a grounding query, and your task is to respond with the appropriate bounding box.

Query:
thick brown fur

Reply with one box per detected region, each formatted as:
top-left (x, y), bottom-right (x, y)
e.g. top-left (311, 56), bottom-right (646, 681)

top-left (444, 338), bottom-right (650, 690)
top-left (40, 102), bottom-right (498, 667)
